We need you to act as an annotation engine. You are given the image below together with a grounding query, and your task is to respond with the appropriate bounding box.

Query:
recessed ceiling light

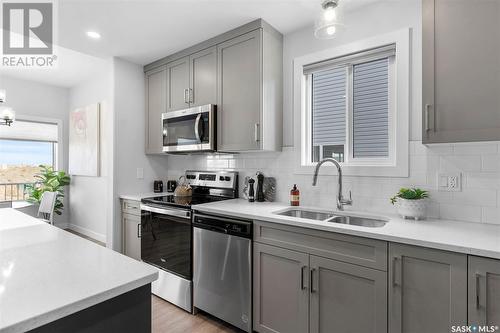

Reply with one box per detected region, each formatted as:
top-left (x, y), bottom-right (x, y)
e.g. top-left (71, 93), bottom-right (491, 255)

top-left (86, 31), bottom-right (101, 40)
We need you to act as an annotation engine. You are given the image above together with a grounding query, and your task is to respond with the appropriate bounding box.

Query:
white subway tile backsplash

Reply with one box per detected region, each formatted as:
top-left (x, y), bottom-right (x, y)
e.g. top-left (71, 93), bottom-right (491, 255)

top-left (165, 140), bottom-right (500, 225)
top-left (482, 207), bottom-right (499, 225)
top-left (440, 204), bottom-right (481, 223)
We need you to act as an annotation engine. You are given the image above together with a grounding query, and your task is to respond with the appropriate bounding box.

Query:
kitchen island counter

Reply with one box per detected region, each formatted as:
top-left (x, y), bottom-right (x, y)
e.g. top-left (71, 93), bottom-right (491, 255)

top-left (0, 208), bottom-right (157, 333)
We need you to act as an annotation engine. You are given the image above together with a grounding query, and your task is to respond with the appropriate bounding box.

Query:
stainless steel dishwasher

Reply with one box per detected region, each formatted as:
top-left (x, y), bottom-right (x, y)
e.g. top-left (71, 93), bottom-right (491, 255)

top-left (193, 212), bottom-right (252, 332)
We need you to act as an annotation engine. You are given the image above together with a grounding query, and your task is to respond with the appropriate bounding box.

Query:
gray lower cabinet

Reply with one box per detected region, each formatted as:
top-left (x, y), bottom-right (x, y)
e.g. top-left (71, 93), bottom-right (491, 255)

top-left (468, 256), bottom-right (500, 326)
top-left (422, 0), bottom-right (500, 143)
top-left (253, 242), bottom-right (309, 333)
top-left (254, 240), bottom-right (387, 333)
top-left (121, 199), bottom-right (141, 260)
top-left (389, 243), bottom-right (467, 333)
top-left (145, 66), bottom-right (166, 154)
top-left (310, 255), bottom-right (387, 333)
top-left (166, 57), bottom-right (190, 112)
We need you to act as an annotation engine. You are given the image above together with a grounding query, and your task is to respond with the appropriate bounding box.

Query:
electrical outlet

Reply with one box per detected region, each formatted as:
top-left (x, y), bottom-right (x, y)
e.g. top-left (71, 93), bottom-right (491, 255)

top-left (438, 173), bottom-right (461, 192)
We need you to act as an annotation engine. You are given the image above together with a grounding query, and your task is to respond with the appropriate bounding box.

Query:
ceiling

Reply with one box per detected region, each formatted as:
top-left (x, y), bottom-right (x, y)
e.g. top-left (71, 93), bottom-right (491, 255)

top-left (58, 0), bottom-right (378, 65)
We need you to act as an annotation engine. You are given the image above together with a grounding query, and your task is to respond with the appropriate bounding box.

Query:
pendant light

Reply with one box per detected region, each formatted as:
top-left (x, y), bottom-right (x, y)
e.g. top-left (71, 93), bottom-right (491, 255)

top-left (0, 89), bottom-right (16, 126)
top-left (314, 0), bottom-right (343, 39)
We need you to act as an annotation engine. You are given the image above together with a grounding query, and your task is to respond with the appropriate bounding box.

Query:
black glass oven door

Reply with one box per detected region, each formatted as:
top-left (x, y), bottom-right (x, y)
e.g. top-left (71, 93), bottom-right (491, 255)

top-left (141, 209), bottom-right (191, 279)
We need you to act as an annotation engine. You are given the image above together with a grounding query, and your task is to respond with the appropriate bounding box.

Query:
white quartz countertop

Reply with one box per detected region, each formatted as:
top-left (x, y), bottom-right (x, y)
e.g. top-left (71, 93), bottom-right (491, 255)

top-left (192, 199), bottom-right (500, 259)
top-left (120, 192), bottom-right (171, 201)
top-left (0, 209), bottom-right (158, 333)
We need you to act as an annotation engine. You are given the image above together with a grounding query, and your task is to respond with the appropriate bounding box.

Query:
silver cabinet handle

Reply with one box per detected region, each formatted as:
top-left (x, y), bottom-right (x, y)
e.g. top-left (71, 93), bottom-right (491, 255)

top-left (475, 273), bottom-right (481, 309)
top-left (310, 268), bottom-right (317, 293)
top-left (189, 88), bottom-right (193, 104)
top-left (301, 266), bottom-right (307, 290)
top-left (392, 257), bottom-right (400, 286)
top-left (254, 123), bottom-right (260, 142)
top-left (184, 89), bottom-right (189, 104)
top-left (137, 223), bottom-right (141, 238)
top-left (425, 104), bottom-right (431, 132)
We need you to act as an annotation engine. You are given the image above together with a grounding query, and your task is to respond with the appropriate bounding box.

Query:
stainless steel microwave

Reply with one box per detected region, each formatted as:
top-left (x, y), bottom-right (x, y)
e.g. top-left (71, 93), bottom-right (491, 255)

top-left (162, 104), bottom-right (216, 153)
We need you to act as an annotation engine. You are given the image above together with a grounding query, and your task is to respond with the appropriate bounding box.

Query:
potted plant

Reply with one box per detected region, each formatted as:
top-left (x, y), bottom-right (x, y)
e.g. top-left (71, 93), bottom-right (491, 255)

top-left (390, 187), bottom-right (429, 220)
top-left (26, 165), bottom-right (71, 216)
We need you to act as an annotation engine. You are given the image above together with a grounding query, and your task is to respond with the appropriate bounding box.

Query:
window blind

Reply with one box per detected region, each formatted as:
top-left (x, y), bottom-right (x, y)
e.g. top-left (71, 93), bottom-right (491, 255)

top-left (304, 44), bottom-right (395, 75)
top-left (352, 58), bottom-right (389, 158)
top-left (0, 120), bottom-right (58, 142)
top-left (312, 67), bottom-right (346, 148)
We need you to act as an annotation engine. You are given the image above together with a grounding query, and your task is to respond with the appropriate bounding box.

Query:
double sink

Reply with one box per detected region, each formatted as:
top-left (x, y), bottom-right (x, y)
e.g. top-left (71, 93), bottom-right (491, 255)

top-left (274, 208), bottom-right (387, 228)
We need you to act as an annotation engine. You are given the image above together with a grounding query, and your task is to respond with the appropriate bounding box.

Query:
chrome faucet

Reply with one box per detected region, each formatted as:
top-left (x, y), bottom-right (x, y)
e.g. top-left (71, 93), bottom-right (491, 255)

top-left (312, 158), bottom-right (352, 211)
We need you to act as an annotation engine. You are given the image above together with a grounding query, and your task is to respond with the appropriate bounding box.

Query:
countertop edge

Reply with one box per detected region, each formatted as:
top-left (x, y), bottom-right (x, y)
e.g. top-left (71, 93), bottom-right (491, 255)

top-left (3, 272), bottom-right (158, 333)
top-left (192, 204), bottom-right (500, 260)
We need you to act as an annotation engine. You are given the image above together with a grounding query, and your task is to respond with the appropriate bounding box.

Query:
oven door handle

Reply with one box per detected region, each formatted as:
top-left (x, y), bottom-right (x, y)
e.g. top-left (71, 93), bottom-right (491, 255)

top-left (194, 113), bottom-right (202, 142)
top-left (140, 204), bottom-right (191, 219)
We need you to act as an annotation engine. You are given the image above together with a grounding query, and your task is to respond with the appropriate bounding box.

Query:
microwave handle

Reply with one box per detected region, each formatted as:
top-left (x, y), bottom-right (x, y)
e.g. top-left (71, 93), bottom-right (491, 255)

top-left (194, 113), bottom-right (202, 142)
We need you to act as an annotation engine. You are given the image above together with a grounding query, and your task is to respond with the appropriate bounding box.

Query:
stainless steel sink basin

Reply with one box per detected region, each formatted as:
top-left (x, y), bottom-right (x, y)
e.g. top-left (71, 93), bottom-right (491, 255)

top-left (274, 208), bottom-right (387, 228)
top-left (327, 215), bottom-right (387, 228)
top-left (276, 209), bottom-right (335, 221)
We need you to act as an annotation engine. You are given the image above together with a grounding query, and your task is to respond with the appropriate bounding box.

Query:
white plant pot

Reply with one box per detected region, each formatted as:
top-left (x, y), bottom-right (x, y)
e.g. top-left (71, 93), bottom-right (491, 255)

top-left (396, 198), bottom-right (428, 220)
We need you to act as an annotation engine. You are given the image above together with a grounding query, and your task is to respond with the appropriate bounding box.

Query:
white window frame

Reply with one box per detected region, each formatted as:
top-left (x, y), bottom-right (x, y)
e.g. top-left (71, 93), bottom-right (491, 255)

top-left (294, 28), bottom-right (410, 177)
top-left (5, 115), bottom-right (63, 170)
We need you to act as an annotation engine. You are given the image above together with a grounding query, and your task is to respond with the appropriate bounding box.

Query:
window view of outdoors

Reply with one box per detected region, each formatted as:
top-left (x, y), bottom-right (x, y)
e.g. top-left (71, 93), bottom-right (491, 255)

top-left (0, 139), bottom-right (54, 202)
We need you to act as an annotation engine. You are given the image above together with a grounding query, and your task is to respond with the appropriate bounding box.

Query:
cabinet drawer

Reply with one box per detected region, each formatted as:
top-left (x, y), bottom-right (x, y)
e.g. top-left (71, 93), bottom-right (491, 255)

top-left (121, 199), bottom-right (141, 216)
top-left (254, 221), bottom-right (387, 271)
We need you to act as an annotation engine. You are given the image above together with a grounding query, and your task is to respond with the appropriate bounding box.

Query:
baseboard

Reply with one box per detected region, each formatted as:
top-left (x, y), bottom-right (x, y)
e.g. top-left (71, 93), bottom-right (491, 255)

top-left (67, 224), bottom-right (106, 243)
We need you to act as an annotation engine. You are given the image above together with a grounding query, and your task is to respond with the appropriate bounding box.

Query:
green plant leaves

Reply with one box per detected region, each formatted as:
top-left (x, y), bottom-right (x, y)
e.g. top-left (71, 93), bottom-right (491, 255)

top-left (390, 187), bottom-right (429, 205)
top-left (26, 165), bottom-right (71, 215)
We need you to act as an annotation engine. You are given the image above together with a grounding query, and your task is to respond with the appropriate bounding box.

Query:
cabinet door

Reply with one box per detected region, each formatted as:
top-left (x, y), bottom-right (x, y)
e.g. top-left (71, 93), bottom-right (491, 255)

top-left (189, 46), bottom-right (217, 107)
top-left (468, 256), bottom-right (500, 326)
top-left (309, 255), bottom-right (387, 333)
top-left (389, 244), bottom-right (467, 333)
top-left (253, 243), bottom-right (309, 333)
top-left (166, 57), bottom-right (190, 112)
top-left (123, 213), bottom-right (141, 260)
top-left (422, 0), bottom-right (500, 143)
top-left (145, 66), bottom-right (166, 154)
top-left (217, 29), bottom-right (262, 151)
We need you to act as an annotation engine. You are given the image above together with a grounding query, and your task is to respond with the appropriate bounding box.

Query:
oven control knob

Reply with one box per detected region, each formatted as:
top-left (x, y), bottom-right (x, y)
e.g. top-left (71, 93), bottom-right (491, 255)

top-left (225, 176), bottom-right (231, 181)
top-left (219, 176), bottom-right (224, 181)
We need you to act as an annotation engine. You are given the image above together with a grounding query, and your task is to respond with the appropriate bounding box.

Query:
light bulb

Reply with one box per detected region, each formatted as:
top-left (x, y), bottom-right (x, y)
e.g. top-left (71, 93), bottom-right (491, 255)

top-left (326, 26), bottom-right (337, 35)
top-left (323, 7), bottom-right (336, 21)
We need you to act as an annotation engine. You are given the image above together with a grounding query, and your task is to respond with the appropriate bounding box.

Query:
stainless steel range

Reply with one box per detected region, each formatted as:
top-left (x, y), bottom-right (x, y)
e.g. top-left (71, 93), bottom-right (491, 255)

top-left (140, 170), bottom-right (238, 312)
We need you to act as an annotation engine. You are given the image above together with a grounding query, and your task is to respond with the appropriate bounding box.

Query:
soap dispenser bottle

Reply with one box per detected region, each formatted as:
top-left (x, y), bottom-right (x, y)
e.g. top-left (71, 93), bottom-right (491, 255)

top-left (290, 184), bottom-right (300, 206)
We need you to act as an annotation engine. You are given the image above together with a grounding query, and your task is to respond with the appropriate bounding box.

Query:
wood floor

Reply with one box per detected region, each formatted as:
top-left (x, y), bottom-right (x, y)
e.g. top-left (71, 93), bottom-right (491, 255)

top-left (152, 296), bottom-right (240, 333)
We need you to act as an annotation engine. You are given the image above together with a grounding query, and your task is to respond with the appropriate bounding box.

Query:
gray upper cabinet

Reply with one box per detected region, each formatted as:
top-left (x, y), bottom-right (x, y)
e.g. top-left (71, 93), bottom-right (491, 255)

top-left (217, 28), bottom-right (282, 152)
top-left (217, 30), bottom-right (262, 151)
top-left (389, 243), bottom-right (467, 333)
top-left (253, 242), bottom-right (309, 333)
top-left (144, 19), bottom-right (282, 153)
top-left (189, 46), bottom-right (217, 107)
top-left (145, 66), bottom-right (166, 154)
top-left (422, 0), bottom-right (500, 143)
top-left (309, 255), bottom-right (387, 333)
top-left (166, 57), bottom-right (190, 112)
top-left (468, 256), bottom-right (500, 326)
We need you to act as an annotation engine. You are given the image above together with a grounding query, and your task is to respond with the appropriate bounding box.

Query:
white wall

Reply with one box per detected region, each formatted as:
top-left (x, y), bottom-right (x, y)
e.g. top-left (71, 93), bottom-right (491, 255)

top-left (68, 60), bottom-right (113, 243)
top-left (0, 75), bottom-right (70, 227)
top-left (112, 57), bottom-right (168, 251)
top-left (165, 0), bottom-right (500, 225)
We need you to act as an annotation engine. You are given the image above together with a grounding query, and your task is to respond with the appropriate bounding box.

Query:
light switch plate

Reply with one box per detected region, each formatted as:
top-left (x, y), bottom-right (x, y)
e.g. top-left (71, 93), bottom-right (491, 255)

top-left (438, 173), bottom-right (461, 192)
top-left (136, 168), bottom-right (144, 179)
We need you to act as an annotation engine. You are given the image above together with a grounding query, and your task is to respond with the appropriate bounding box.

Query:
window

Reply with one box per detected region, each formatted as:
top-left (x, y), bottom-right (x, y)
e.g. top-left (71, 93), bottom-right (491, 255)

top-left (0, 120), bottom-right (58, 201)
top-left (294, 29), bottom-right (410, 177)
top-left (306, 45), bottom-right (395, 164)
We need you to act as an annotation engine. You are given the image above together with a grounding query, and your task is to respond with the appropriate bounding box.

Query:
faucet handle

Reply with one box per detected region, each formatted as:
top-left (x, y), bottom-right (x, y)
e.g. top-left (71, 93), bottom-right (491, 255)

top-left (342, 191), bottom-right (353, 206)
